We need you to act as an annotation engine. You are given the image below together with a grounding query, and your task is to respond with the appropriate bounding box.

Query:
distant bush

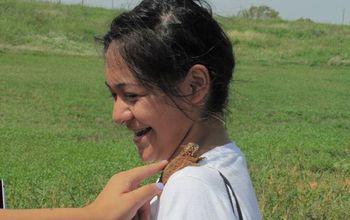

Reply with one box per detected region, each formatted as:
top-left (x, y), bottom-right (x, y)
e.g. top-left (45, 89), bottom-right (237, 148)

top-left (296, 17), bottom-right (314, 23)
top-left (238, 5), bottom-right (280, 20)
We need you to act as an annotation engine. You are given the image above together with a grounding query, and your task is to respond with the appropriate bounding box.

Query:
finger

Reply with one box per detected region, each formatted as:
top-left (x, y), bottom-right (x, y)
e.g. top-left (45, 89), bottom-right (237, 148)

top-left (132, 213), bottom-right (140, 220)
top-left (127, 160), bottom-right (168, 183)
top-left (138, 201), bottom-right (151, 220)
top-left (124, 182), bottom-right (164, 214)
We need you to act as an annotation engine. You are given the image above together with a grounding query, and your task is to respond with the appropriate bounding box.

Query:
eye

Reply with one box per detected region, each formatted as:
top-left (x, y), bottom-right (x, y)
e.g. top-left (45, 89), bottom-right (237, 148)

top-left (124, 93), bottom-right (139, 102)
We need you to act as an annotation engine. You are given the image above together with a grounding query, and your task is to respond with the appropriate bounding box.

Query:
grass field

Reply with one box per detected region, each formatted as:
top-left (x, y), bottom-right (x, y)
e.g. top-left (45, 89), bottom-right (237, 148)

top-left (1, 0), bottom-right (349, 219)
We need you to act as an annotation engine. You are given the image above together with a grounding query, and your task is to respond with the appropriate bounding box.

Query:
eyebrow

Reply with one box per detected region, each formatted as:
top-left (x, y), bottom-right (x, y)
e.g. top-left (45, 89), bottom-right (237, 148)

top-left (104, 81), bottom-right (140, 90)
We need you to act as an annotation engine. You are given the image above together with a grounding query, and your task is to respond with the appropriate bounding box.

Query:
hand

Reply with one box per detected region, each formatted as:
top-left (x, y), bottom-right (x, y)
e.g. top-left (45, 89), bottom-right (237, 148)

top-left (86, 160), bottom-right (167, 220)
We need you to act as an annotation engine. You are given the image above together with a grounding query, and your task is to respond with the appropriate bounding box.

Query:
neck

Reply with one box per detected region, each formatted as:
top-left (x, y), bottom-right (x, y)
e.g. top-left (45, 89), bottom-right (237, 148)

top-left (169, 116), bottom-right (230, 160)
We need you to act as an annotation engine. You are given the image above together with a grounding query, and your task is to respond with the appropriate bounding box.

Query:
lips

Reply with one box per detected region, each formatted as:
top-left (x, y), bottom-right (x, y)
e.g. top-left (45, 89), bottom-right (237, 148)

top-left (133, 127), bottom-right (152, 144)
top-left (135, 127), bottom-right (152, 137)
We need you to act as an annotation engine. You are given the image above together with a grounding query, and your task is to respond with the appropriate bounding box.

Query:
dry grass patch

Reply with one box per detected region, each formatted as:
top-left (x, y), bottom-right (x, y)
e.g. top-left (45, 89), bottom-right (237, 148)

top-left (228, 30), bottom-right (271, 42)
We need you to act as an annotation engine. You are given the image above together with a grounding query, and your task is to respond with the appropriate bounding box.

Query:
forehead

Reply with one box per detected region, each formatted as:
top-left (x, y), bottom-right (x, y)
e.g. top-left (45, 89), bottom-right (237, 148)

top-left (105, 43), bottom-right (137, 85)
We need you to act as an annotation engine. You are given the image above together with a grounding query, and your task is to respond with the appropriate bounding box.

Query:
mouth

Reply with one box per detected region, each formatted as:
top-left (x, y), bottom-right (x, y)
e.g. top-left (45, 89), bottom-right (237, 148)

top-left (135, 127), bottom-right (152, 137)
top-left (134, 127), bottom-right (152, 144)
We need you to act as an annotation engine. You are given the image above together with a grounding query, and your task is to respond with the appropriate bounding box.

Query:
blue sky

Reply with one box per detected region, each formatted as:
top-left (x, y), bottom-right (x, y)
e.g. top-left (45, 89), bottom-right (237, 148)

top-left (56, 0), bottom-right (350, 25)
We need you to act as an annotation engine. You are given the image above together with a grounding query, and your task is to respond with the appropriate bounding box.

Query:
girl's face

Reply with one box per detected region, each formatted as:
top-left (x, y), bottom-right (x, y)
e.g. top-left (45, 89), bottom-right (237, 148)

top-left (105, 49), bottom-right (194, 161)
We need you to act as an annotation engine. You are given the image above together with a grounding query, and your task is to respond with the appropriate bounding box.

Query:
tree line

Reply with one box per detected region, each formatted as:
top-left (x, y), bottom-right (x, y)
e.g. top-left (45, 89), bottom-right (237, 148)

top-left (238, 5), bottom-right (280, 20)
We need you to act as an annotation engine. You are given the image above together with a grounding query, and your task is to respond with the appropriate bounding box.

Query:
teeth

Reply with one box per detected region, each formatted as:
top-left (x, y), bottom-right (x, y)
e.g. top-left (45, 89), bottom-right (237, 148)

top-left (135, 127), bottom-right (151, 137)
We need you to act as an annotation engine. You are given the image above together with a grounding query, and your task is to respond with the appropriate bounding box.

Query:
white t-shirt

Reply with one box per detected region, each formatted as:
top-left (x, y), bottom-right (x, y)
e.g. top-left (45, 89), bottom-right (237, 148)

top-left (150, 142), bottom-right (261, 220)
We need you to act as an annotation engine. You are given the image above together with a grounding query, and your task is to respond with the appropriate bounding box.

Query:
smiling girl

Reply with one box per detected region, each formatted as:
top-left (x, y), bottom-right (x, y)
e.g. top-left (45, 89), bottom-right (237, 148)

top-left (102, 0), bottom-right (261, 219)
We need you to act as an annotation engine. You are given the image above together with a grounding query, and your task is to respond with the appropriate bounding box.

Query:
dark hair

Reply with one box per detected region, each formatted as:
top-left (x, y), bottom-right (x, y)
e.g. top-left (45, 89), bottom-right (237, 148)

top-left (102, 0), bottom-right (234, 117)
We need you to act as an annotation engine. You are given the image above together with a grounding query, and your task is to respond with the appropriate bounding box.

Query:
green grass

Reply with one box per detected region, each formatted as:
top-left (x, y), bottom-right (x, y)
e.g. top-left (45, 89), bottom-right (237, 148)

top-left (0, 0), bottom-right (119, 55)
top-left (0, 0), bottom-right (349, 219)
top-left (217, 17), bottom-right (350, 66)
top-left (0, 53), bottom-right (142, 208)
top-left (229, 64), bottom-right (350, 219)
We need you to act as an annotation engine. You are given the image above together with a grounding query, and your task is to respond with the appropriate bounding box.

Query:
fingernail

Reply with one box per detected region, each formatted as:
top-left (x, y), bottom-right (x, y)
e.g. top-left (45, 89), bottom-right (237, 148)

top-left (160, 160), bottom-right (168, 164)
top-left (156, 182), bottom-right (164, 190)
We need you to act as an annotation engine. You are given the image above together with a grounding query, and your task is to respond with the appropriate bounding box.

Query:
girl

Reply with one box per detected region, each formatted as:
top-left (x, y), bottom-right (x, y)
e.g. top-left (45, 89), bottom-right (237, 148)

top-left (102, 0), bottom-right (261, 219)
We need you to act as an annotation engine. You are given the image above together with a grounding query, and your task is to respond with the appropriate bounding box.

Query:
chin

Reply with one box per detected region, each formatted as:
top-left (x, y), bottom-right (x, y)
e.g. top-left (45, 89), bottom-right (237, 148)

top-left (138, 143), bottom-right (166, 162)
top-left (138, 150), bottom-right (157, 162)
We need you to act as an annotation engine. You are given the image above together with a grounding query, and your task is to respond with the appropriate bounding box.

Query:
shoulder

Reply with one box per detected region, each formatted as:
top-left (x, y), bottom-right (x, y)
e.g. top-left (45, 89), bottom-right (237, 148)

top-left (161, 141), bottom-right (245, 195)
top-left (153, 142), bottom-right (262, 220)
top-left (166, 165), bottom-right (222, 189)
top-left (155, 166), bottom-right (235, 220)
top-left (161, 166), bottom-right (225, 202)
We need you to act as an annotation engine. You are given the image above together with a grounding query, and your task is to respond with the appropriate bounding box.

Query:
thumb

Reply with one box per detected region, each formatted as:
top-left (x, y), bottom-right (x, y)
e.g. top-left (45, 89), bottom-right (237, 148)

top-left (124, 182), bottom-right (164, 213)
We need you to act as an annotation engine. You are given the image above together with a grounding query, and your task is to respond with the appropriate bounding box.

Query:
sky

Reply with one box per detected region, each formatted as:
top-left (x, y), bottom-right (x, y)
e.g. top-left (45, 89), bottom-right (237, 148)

top-left (54, 0), bottom-right (350, 25)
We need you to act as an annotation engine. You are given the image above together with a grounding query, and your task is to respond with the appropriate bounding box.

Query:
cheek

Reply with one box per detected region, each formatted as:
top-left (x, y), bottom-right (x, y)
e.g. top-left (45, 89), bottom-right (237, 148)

top-left (152, 97), bottom-right (192, 131)
top-left (135, 96), bottom-right (192, 138)
top-left (154, 105), bottom-right (192, 141)
top-left (136, 98), bottom-right (193, 161)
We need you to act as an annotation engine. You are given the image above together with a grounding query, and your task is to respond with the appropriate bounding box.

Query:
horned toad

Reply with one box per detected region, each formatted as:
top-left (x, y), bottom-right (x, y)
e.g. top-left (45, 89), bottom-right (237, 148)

top-left (160, 143), bottom-right (204, 184)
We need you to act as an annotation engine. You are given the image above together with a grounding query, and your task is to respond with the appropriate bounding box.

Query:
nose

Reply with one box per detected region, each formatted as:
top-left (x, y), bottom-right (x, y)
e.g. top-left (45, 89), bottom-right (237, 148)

top-left (112, 97), bottom-right (133, 125)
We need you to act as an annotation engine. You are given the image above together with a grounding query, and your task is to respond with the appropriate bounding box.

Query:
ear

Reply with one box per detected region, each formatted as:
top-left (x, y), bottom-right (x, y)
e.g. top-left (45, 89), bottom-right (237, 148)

top-left (184, 64), bottom-right (210, 105)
